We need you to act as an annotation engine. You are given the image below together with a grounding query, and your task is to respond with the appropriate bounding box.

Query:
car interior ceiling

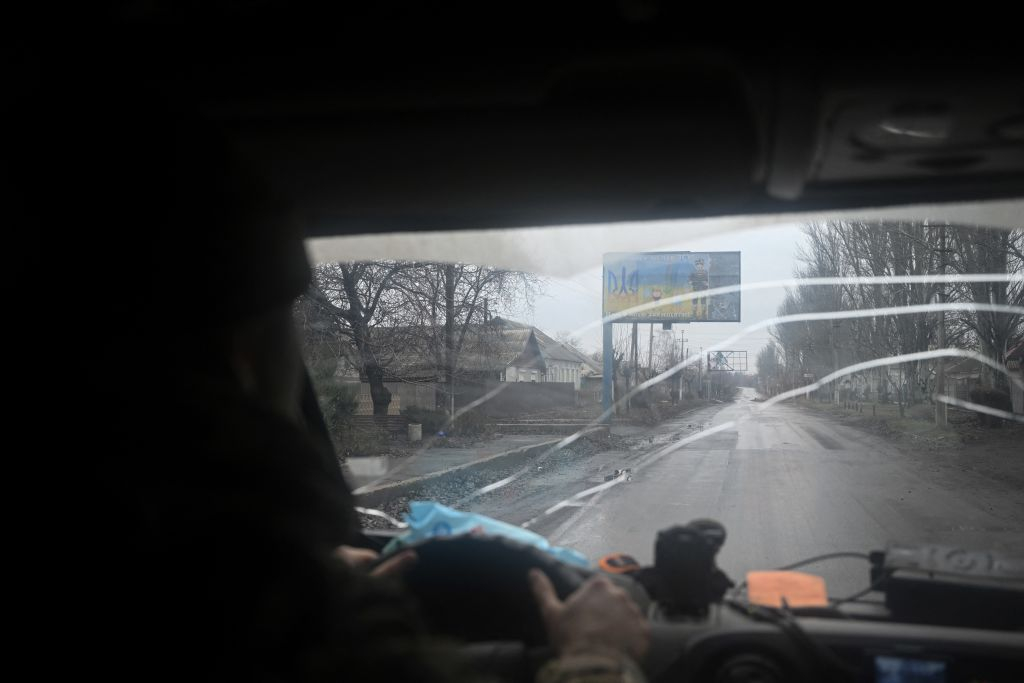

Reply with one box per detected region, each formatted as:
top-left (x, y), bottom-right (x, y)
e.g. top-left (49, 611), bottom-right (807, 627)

top-left (49, 5), bottom-right (1024, 241)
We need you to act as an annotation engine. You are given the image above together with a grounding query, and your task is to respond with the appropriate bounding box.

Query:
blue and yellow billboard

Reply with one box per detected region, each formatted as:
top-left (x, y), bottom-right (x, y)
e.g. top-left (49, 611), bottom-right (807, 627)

top-left (602, 251), bottom-right (741, 322)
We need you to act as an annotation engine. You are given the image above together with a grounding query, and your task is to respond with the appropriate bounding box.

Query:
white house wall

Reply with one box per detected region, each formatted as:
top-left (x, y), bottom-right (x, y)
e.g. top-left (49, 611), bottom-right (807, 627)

top-left (502, 361), bottom-right (585, 389)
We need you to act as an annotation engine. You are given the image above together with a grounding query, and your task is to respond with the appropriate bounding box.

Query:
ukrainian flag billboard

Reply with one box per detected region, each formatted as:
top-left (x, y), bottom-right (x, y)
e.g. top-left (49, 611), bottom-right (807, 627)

top-left (602, 251), bottom-right (741, 323)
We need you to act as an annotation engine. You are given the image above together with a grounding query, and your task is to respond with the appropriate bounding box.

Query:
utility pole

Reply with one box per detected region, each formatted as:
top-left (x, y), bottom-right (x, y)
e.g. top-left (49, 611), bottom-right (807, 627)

top-left (698, 345), bottom-right (703, 399)
top-left (935, 223), bottom-right (948, 427)
top-left (444, 263), bottom-right (456, 422)
top-left (629, 322), bottom-right (638, 411)
top-left (602, 323), bottom-right (613, 422)
top-left (648, 323), bottom-right (654, 378)
top-left (679, 330), bottom-right (688, 400)
top-left (685, 343), bottom-right (690, 397)
top-left (668, 329), bottom-right (677, 404)
top-left (832, 281), bottom-right (841, 404)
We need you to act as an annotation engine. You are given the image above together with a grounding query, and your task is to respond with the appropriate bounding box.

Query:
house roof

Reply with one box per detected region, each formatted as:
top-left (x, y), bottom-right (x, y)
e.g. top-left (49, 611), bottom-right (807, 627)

top-left (334, 317), bottom-right (596, 381)
top-left (946, 357), bottom-right (985, 377)
top-left (1007, 340), bottom-right (1024, 362)
top-left (493, 317), bottom-right (601, 373)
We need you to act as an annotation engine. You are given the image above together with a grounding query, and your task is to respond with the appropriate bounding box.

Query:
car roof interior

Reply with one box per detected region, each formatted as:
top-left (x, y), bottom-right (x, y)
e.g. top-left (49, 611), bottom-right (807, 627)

top-left (68, 3), bottom-right (1024, 240)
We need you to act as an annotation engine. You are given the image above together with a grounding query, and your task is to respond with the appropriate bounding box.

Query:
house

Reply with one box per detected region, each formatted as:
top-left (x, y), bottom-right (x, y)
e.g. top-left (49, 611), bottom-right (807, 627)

top-left (492, 318), bottom-right (600, 390)
top-left (945, 358), bottom-right (985, 401)
top-left (324, 317), bottom-right (600, 414)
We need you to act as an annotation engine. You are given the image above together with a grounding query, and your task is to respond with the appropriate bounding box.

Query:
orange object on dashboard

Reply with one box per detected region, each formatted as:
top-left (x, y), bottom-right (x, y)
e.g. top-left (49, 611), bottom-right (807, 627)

top-left (598, 553), bottom-right (641, 574)
top-left (746, 570), bottom-right (829, 608)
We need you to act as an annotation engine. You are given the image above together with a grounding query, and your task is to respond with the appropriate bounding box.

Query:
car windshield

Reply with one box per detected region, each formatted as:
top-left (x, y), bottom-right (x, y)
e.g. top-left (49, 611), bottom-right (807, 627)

top-left (297, 204), bottom-right (1024, 597)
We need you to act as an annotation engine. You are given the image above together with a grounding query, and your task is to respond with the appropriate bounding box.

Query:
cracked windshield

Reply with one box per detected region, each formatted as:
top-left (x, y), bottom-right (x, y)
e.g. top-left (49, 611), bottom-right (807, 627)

top-left (297, 215), bottom-right (1024, 596)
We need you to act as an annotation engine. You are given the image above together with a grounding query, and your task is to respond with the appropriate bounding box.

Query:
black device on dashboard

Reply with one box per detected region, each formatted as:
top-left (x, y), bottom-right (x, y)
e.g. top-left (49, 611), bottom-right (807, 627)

top-left (870, 544), bottom-right (1024, 630)
top-left (632, 519), bottom-right (735, 617)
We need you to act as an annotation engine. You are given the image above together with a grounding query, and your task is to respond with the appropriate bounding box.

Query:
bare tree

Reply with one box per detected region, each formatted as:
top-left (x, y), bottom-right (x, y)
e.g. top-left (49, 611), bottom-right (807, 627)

top-left (756, 341), bottom-right (783, 396)
top-left (391, 263), bottom-right (541, 416)
top-left (302, 262), bottom-right (413, 415)
top-left (772, 221), bottom-right (943, 404)
top-left (946, 225), bottom-right (1024, 389)
top-left (298, 260), bottom-right (541, 418)
top-left (770, 220), bottom-right (1022, 406)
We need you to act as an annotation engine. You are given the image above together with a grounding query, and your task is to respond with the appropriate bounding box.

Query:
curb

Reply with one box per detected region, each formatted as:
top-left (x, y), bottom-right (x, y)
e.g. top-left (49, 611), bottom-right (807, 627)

top-left (355, 426), bottom-right (606, 509)
top-left (609, 403), bottom-right (708, 431)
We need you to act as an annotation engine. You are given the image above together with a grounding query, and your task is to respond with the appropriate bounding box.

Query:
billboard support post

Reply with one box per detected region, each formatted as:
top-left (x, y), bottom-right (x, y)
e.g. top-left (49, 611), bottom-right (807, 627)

top-left (630, 323), bottom-right (638, 412)
top-left (601, 251), bottom-right (741, 421)
top-left (602, 322), bottom-right (614, 424)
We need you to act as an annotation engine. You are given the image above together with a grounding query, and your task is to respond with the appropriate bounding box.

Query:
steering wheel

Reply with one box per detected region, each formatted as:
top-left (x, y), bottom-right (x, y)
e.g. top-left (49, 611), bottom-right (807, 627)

top-left (379, 535), bottom-right (687, 683)
top-left (382, 535), bottom-right (591, 645)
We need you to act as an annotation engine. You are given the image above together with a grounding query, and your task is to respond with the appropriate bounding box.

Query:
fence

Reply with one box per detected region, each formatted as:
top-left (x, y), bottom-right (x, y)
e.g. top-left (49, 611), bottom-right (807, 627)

top-left (456, 381), bottom-right (576, 416)
top-left (350, 379), bottom-right (579, 417)
top-left (352, 382), bottom-right (438, 416)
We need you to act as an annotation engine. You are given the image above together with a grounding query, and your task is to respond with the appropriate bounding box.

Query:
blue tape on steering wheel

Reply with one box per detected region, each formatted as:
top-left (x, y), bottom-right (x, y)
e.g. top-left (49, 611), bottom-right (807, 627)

top-left (382, 501), bottom-right (590, 568)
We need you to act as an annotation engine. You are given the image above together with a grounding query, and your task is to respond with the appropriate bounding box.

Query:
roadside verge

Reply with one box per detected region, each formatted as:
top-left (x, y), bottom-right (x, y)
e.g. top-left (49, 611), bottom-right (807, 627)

top-left (355, 426), bottom-right (606, 509)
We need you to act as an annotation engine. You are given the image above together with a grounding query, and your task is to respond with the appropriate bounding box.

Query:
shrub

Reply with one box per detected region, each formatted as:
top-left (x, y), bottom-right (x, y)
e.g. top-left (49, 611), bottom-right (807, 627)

top-left (401, 406), bottom-right (492, 437)
top-left (968, 387), bottom-right (1012, 427)
top-left (312, 381), bottom-right (360, 457)
top-left (338, 428), bottom-right (391, 459)
top-left (401, 407), bottom-right (450, 436)
top-left (325, 383), bottom-right (360, 421)
top-left (451, 409), bottom-right (492, 436)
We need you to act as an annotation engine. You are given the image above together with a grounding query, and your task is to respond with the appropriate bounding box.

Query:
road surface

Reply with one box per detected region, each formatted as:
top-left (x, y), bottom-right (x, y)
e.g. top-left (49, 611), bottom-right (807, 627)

top-left (465, 388), bottom-right (1024, 598)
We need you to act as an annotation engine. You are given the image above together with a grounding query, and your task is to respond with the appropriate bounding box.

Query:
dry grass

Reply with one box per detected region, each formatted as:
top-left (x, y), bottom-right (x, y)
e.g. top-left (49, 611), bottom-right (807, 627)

top-left (795, 397), bottom-right (1023, 452)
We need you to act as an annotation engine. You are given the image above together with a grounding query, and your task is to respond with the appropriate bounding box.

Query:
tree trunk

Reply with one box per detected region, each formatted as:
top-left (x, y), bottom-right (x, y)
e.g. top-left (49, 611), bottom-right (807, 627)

top-left (338, 265), bottom-right (393, 416)
top-left (365, 364), bottom-right (391, 416)
top-left (444, 263), bottom-right (456, 419)
top-left (352, 319), bottom-right (391, 416)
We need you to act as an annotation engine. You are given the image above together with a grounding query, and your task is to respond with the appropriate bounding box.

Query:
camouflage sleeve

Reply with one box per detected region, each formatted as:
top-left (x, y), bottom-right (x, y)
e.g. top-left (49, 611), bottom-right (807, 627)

top-left (535, 653), bottom-right (647, 683)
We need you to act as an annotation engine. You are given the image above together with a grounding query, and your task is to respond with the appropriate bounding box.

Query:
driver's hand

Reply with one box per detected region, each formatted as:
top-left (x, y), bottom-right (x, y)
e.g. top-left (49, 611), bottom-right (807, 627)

top-left (335, 546), bottom-right (418, 578)
top-left (528, 568), bottom-right (649, 661)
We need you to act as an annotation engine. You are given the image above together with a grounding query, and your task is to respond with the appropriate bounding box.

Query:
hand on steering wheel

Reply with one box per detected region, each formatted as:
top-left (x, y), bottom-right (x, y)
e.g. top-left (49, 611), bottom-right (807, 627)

top-left (529, 568), bottom-right (650, 661)
top-left (336, 545), bottom-right (419, 578)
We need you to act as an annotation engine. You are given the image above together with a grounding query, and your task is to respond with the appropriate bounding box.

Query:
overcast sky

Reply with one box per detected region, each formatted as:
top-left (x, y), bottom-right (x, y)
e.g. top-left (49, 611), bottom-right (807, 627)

top-left (312, 218), bottom-right (812, 370)
top-left (523, 222), bottom-right (805, 365)
top-left (306, 199), bottom-right (1022, 372)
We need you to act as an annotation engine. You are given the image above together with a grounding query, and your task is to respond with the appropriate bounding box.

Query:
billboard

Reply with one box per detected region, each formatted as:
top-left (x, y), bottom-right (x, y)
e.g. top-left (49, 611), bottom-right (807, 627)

top-left (603, 251), bottom-right (741, 323)
top-left (707, 350), bottom-right (748, 372)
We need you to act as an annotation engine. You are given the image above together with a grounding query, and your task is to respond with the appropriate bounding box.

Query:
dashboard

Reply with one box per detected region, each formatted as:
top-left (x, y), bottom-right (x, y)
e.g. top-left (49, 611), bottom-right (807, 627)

top-left (362, 531), bottom-right (1024, 682)
top-left (650, 605), bottom-right (1024, 682)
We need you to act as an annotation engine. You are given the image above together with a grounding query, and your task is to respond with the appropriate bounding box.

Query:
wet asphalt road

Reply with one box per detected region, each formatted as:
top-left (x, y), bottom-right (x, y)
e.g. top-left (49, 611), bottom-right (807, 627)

top-left (466, 388), bottom-right (1024, 598)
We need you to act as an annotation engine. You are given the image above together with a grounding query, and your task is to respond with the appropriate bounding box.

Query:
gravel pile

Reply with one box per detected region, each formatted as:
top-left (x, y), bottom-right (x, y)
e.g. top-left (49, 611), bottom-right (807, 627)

top-left (356, 434), bottom-right (625, 530)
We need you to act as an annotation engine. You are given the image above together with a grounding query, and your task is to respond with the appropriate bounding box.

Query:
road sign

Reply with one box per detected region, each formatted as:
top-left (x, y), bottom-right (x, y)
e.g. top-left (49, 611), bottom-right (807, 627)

top-left (603, 251), bottom-right (741, 323)
top-left (803, 373), bottom-right (814, 379)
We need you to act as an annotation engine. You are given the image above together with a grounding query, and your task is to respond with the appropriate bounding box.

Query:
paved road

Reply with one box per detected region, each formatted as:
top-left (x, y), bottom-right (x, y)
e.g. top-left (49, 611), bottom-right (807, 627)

top-left (468, 388), bottom-right (1024, 598)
